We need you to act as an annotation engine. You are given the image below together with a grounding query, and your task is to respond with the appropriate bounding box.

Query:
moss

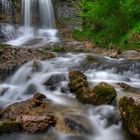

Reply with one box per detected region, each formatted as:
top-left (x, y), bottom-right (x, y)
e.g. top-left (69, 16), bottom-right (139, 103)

top-left (50, 47), bottom-right (66, 52)
top-left (68, 77), bottom-right (88, 93)
top-left (0, 120), bottom-right (20, 133)
top-left (119, 96), bottom-right (140, 137)
top-left (93, 82), bottom-right (117, 105)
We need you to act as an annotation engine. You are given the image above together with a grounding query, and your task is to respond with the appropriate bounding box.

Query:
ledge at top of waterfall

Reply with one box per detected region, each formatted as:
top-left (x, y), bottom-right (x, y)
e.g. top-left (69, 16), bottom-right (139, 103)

top-left (7, 0), bottom-right (59, 48)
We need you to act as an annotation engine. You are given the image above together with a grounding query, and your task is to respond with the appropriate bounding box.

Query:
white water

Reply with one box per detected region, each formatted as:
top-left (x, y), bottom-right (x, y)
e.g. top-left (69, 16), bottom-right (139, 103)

top-left (0, 53), bottom-right (139, 140)
top-left (1, 0), bottom-right (11, 15)
top-left (7, 0), bottom-right (59, 47)
top-left (0, 23), bottom-right (17, 41)
top-left (39, 0), bottom-right (56, 29)
top-left (22, 0), bottom-right (32, 34)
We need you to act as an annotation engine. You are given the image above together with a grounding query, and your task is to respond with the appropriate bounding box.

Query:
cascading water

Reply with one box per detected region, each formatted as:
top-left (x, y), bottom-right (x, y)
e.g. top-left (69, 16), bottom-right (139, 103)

top-left (39, 0), bottom-right (56, 29)
top-left (8, 0), bottom-right (59, 48)
top-left (0, 0), bottom-right (15, 23)
top-left (0, 0), bottom-right (16, 43)
top-left (0, 53), bottom-right (139, 140)
top-left (22, 0), bottom-right (32, 34)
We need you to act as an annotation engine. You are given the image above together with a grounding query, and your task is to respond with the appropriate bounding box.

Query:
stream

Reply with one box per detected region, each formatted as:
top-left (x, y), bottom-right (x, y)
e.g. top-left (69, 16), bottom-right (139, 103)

top-left (0, 53), bottom-right (139, 140)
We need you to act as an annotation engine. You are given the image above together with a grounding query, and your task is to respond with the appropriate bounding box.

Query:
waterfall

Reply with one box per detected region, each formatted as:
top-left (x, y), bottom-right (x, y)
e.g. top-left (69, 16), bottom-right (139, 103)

top-left (22, 0), bottom-right (56, 30)
top-left (39, 0), bottom-right (56, 29)
top-left (1, 0), bottom-right (11, 14)
top-left (7, 0), bottom-right (59, 47)
top-left (22, 0), bottom-right (32, 33)
top-left (0, 0), bottom-right (15, 23)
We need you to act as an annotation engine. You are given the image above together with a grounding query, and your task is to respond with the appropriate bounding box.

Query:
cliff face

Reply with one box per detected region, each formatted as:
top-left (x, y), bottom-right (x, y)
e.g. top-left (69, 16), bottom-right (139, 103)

top-left (54, 0), bottom-right (82, 40)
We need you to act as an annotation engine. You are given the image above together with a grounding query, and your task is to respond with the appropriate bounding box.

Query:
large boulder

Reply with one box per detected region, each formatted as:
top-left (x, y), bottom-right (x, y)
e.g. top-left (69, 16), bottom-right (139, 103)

top-left (17, 114), bottom-right (55, 133)
top-left (93, 82), bottom-right (117, 105)
top-left (2, 93), bottom-right (56, 133)
top-left (119, 95), bottom-right (140, 138)
top-left (76, 82), bottom-right (117, 105)
top-left (68, 70), bottom-right (117, 105)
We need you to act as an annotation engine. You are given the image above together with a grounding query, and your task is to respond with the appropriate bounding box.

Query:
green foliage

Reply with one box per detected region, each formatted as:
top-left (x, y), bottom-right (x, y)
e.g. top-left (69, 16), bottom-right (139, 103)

top-left (50, 47), bottom-right (66, 52)
top-left (77, 0), bottom-right (140, 49)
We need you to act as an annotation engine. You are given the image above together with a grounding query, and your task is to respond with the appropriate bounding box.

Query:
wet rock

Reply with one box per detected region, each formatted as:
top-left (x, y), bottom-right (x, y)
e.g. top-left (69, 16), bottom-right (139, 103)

top-left (68, 77), bottom-right (88, 93)
top-left (0, 120), bottom-right (20, 133)
top-left (64, 118), bottom-right (89, 134)
top-left (119, 95), bottom-right (140, 138)
top-left (24, 84), bottom-right (37, 95)
top-left (93, 82), bottom-right (117, 105)
top-left (1, 93), bottom-right (56, 133)
top-left (68, 71), bottom-right (116, 105)
top-left (55, 113), bottom-right (92, 134)
top-left (3, 93), bottom-right (48, 120)
top-left (68, 70), bottom-right (88, 94)
top-left (68, 70), bottom-right (87, 81)
top-left (32, 60), bottom-right (42, 72)
top-left (117, 83), bottom-right (140, 94)
top-left (32, 93), bottom-right (47, 106)
top-left (76, 82), bottom-right (117, 105)
top-left (76, 87), bottom-right (96, 104)
top-left (0, 87), bottom-right (9, 96)
top-left (44, 74), bottom-right (66, 89)
top-left (17, 114), bottom-right (55, 133)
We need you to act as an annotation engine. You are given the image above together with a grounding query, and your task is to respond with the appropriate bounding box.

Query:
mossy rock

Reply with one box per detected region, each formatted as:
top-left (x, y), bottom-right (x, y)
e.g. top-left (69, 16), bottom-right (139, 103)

top-left (68, 77), bottom-right (88, 93)
top-left (76, 82), bottom-right (117, 105)
top-left (119, 95), bottom-right (140, 138)
top-left (68, 70), bottom-right (87, 81)
top-left (76, 87), bottom-right (96, 104)
top-left (93, 82), bottom-right (117, 105)
top-left (0, 120), bottom-right (20, 133)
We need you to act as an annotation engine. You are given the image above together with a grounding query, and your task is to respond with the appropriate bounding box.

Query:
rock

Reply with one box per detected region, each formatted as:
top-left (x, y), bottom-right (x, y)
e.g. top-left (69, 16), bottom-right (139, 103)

top-left (1, 93), bottom-right (56, 133)
top-left (23, 84), bottom-right (37, 95)
top-left (76, 87), bottom-right (96, 104)
top-left (0, 45), bottom-right (55, 81)
top-left (2, 93), bottom-right (48, 120)
top-left (68, 71), bottom-right (116, 105)
top-left (68, 70), bottom-right (88, 94)
top-left (32, 60), bottom-right (42, 72)
top-left (93, 82), bottom-right (117, 105)
top-left (68, 70), bottom-right (87, 81)
top-left (68, 77), bottom-right (88, 93)
top-left (17, 114), bottom-right (55, 133)
top-left (44, 74), bottom-right (66, 89)
top-left (119, 95), bottom-right (140, 138)
top-left (32, 93), bottom-right (47, 106)
top-left (120, 50), bottom-right (140, 60)
top-left (0, 120), bottom-right (20, 133)
top-left (55, 113), bottom-right (92, 134)
top-left (55, 0), bottom-right (82, 41)
top-left (117, 83), bottom-right (140, 94)
top-left (76, 82), bottom-right (117, 105)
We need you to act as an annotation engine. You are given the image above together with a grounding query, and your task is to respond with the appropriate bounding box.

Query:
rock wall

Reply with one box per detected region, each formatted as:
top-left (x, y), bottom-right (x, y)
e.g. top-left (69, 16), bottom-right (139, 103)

top-left (54, 0), bottom-right (82, 41)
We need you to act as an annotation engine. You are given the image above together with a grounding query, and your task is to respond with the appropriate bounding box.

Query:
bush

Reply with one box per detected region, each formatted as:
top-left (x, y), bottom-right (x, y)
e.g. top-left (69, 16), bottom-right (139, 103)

top-left (78, 0), bottom-right (140, 48)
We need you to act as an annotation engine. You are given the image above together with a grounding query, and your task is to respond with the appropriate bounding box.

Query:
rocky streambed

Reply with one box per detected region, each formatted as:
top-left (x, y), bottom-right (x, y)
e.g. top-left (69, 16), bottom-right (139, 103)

top-left (0, 49), bottom-right (139, 140)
